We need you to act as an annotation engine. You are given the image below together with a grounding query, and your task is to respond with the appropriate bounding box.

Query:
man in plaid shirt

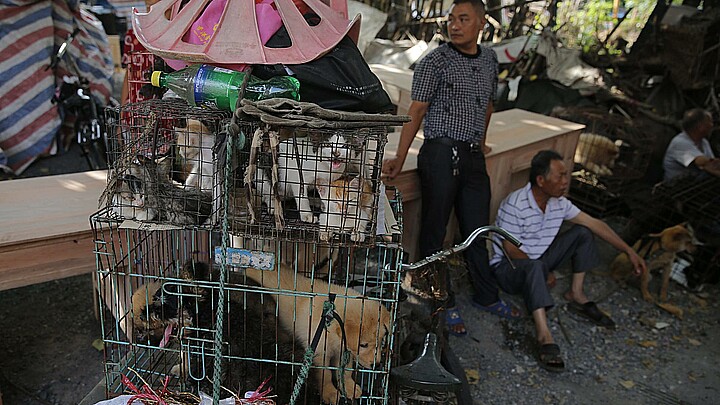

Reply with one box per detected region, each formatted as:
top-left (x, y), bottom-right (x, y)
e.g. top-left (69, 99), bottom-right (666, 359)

top-left (383, 0), bottom-right (505, 336)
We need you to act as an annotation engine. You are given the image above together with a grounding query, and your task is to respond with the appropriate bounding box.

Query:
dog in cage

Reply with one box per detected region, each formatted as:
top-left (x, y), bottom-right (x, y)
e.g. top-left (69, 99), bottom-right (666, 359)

top-left (174, 119), bottom-right (216, 192)
top-left (610, 223), bottom-right (696, 303)
top-left (574, 133), bottom-right (623, 176)
top-left (254, 131), bottom-right (367, 224)
top-left (245, 263), bottom-right (391, 405)
top-left (131, 260), bottom-right (319, 401)
top-left (101, 154), bottom-right (213, 225)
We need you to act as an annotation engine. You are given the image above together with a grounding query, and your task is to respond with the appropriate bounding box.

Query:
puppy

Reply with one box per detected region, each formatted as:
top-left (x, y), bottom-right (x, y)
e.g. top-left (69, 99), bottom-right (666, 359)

top-left (611, 223), bottom-right (696, 303)
top-left (244, 263), bottom-right (391, 405)
top-left (131, 261), bottom-right (316, 401)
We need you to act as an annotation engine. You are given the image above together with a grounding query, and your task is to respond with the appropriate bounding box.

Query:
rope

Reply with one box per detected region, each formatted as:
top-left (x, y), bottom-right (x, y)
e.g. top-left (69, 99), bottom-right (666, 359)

top-left (287, 295), bottom-right (354, 404)
top-left (268, 128), bottom-right (284, 229)
top-left (330, 308), bottom-right (352, 399)
top-left (210, 121), bottom-right (235, 405)
top-left (289, 294), bottom-right (354, 405)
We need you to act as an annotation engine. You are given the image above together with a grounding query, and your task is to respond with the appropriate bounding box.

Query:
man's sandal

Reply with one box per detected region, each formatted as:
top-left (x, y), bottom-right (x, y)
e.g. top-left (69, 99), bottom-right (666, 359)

top-left (567, 301), bottom-right (616, 329)
top-left (538, 343), bottom-right (565, 372)
top-left (445, 307), bottom-right (467, 336)
top-left (472, 299), bottom-right (522, 320)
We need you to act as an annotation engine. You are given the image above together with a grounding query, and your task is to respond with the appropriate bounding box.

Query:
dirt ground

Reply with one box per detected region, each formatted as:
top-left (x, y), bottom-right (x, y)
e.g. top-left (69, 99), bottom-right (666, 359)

top-left (1, 146), bottom-right (719, 405)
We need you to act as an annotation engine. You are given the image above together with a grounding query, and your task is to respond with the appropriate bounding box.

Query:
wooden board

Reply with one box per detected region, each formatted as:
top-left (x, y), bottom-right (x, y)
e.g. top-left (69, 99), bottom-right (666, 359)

top-left (0, 170), bottom-right (107, 290)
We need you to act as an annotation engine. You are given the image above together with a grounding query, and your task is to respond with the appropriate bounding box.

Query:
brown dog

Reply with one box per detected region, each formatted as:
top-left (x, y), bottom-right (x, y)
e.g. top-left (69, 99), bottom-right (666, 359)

top-left (611, 223), bottom-right (696, 303)
top-left (244, 264), bottom-right (391, 404)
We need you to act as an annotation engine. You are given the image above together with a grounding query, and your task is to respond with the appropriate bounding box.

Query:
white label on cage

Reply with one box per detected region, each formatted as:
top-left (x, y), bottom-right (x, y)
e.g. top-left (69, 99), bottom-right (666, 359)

top-left (214, 247), bottom-right (275, 270)
top-left (376, 183), bottom-right (387, 235)
top-left (118, 220), bottom-right (183, 231)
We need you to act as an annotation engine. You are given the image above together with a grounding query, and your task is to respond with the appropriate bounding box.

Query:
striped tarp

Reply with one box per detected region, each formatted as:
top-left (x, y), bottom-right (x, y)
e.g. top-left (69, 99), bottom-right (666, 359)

top-left (0, 0), bottom-right (113, 174)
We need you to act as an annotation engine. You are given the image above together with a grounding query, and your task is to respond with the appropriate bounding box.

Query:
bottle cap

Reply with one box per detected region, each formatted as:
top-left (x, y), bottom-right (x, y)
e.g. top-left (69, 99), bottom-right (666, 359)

top-left (150, 71), bottom-right (162, 87)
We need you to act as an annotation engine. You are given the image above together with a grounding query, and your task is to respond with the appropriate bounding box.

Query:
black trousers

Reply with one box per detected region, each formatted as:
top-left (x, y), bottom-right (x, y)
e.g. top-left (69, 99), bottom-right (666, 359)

top-left (491, 225), bottom-right (600, 312)
top-left (417, 139), bottom-right (491, 307)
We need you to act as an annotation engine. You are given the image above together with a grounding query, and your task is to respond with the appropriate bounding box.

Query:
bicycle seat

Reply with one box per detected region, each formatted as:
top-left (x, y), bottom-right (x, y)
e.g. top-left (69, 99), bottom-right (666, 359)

top-left (132, 0), bottom-right (361, 65)
top-left (391, 333), bottom-right (462, 392)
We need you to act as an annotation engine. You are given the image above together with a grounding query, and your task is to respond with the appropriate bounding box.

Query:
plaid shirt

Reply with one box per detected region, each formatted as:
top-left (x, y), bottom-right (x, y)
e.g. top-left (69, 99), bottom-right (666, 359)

top-left (412, 43), bottom-right (498, 143)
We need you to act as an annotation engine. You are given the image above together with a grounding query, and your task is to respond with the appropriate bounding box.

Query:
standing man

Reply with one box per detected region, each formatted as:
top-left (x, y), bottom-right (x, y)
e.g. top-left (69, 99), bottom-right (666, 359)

top-left (490, 150), bottom-right (647, 371)
top-left (383, 0), bottom-right (506, 336)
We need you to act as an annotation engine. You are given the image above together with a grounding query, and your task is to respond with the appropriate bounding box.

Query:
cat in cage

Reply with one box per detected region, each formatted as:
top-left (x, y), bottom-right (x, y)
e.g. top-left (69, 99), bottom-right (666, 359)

top-left (101, 154), bottom-right (212, 225)
top-left (174, 119), bottom-right (215, 192)
top-left (316, 175), bottom-right (374, 242)
top-left (254, 131), bottom-right (367, 224)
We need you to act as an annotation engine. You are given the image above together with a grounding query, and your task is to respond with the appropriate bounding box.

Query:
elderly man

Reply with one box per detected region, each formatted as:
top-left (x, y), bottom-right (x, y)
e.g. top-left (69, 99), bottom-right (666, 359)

top-left (663, 108), bottom-right (719, 181)
top-left (489, 150), bottom-right (646, 372)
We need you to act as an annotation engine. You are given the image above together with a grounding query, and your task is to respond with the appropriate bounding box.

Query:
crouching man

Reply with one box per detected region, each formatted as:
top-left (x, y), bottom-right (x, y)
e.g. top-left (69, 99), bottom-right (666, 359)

top-left (489, 150), bottom-right (646, 372)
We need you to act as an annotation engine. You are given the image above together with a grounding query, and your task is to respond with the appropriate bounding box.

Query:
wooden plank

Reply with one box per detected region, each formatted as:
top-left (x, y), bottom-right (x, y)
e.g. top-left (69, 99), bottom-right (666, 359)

top-left (0, 233), bottom-right (96, 290)
top-left (0, 170), bottom-right (107, 247)
top-left (0, 170), bottom-right (107, 290)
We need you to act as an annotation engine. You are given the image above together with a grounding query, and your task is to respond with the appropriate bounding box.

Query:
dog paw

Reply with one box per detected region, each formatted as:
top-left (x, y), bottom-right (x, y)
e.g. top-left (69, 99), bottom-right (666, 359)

top-left (343, 381), bottom-right (363, 399)
top-left (642, 293), bottom-right (655, 303)
top-left (169, 363), bottom-right (184, 377)
top-left (321, 387), bottom-right (341, 404)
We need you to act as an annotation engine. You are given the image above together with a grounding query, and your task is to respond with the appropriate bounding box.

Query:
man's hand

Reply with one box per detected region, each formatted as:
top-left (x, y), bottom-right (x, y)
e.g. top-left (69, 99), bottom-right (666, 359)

top-left (627, 250), bottom-right (647, 276)
top-left (382, 155), bottom-right (406, 180)
top-left (482, 144), bottom-right (492, 155)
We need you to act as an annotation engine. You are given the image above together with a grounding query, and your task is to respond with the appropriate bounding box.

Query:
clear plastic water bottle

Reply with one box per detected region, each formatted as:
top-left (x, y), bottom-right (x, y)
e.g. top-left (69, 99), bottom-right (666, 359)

top-left (150, 64), bottom-right (300, 110)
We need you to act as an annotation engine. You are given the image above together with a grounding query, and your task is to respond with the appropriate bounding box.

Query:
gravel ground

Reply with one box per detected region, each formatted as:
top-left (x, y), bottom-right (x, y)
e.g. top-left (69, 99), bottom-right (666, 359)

top-left (449, 229), bottom-right (720, 405)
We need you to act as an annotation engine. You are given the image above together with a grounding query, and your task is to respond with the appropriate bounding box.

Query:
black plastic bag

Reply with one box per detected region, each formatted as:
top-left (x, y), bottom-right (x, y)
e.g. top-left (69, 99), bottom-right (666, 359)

top-left (253, 17), bottom-right (394, 114)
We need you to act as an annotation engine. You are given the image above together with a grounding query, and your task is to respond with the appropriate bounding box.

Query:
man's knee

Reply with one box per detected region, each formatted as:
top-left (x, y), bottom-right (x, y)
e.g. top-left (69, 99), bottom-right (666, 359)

top-left (572, 225), bottom-right (594, 243)
top-left (525, 260), bottom-right (548, 282)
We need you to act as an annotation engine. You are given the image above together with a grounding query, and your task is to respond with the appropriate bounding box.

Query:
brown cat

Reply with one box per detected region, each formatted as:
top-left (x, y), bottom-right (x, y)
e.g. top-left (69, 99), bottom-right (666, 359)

top-left (316, 176), bottom-right (374, 242)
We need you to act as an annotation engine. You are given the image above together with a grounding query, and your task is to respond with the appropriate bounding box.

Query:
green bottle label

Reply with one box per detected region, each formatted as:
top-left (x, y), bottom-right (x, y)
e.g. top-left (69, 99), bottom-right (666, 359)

top-left (193, 65), bottom-right (245, 110)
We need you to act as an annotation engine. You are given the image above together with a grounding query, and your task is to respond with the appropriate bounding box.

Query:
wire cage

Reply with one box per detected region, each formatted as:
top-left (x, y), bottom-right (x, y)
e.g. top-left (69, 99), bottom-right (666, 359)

top-left (92, 178), bottom-right (404, 403)
top-left (102, 99), bottom-right (231, 228)
top-left (551, 107), bottom-right (655, 218)
top-left (103, 100), bottom-right (390, 245)
top-left (222, 122), bottom-right (389, 248)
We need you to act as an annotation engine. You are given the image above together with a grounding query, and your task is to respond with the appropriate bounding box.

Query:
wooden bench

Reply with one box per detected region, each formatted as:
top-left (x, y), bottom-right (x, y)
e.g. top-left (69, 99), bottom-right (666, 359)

top-left (0, 170), bottom-right (107, 291)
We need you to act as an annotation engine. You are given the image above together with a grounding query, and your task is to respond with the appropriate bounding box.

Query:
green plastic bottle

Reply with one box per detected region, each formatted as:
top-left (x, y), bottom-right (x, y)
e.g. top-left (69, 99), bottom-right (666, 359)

top-left (150, 64), bottom-right (300, 111)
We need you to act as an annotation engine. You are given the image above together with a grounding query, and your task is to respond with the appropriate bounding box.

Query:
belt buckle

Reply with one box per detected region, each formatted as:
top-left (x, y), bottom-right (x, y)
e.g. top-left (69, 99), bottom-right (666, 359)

top-left (470, 143), bottom-right (482, 153)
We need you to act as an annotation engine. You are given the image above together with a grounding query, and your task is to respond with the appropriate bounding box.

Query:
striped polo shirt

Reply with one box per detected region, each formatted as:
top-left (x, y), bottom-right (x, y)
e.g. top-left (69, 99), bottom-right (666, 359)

top-left (490, 183), bottom-right (581, 266)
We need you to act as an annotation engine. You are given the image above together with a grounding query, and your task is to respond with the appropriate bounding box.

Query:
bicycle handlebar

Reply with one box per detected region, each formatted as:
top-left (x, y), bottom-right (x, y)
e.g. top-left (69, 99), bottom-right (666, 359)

top-left (401, 225), bottom-right (521, 271)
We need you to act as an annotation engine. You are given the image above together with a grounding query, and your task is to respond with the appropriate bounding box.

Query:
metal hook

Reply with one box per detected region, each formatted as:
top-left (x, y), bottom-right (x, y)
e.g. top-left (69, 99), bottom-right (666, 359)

top-left (185, 337), bottom-right (208, 382)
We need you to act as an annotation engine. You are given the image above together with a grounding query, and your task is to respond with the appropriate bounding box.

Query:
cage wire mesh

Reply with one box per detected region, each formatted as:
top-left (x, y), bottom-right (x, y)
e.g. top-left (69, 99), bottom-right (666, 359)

top-left (92, 104), bottom-right (404, 402)
top-left (92, 196), bottom-right (403, 403)
top-left (225, 122), bottom-right (389, 247)
top-left (102, 99), bottom-right (231, 228)
top-left (552, 107), bottom-right (655, 218)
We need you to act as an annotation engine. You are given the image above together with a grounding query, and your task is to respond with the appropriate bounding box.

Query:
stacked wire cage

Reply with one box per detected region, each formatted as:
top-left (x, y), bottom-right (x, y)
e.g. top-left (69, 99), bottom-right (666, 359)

top-left (552, 107), bottom-right (655, 218)
top-left (92, 96), bottom-right (404, 404)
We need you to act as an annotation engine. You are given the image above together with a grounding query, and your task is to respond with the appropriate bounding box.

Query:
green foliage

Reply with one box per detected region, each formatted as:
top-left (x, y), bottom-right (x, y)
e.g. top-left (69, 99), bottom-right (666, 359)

top-left (553, 0), bottom-right (658, 53)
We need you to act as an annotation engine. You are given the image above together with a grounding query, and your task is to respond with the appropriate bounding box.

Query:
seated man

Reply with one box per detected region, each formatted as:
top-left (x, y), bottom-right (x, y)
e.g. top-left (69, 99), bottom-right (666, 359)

top-left (663, 108), bottom-right (719, 181)
top-left (489, 150), bottom-right (646, 372)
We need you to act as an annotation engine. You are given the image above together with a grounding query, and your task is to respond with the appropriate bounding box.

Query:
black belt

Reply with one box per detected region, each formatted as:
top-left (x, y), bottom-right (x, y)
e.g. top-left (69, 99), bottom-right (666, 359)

top-left (425, 137), bottom-right (483, 153)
